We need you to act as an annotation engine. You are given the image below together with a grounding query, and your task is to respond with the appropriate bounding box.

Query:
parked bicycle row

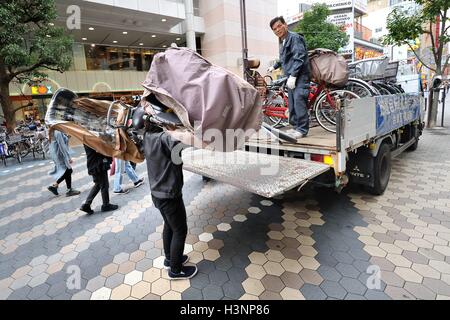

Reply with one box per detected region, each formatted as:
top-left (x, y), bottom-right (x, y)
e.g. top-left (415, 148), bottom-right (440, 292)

top-left (0, 125), bottom-right (49, 166)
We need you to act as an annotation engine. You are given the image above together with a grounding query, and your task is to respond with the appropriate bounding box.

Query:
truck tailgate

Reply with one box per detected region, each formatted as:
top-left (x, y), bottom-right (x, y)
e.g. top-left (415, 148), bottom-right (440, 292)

top-left (182, 148), bottom-right (330, 198)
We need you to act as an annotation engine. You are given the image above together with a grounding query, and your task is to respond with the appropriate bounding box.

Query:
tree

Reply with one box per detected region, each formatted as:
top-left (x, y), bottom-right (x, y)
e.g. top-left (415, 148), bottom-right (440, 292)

top-left (383, 0), bottom-right (449, 128)
top-left (0, 0), bottom-right (73, 131)
top-left (294, 3), bottom-right (349, 52)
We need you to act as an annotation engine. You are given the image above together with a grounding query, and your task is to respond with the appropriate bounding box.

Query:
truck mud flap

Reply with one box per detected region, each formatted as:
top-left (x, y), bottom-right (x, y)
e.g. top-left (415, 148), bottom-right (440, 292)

top-left (182, 148), bottom-right (330, 198)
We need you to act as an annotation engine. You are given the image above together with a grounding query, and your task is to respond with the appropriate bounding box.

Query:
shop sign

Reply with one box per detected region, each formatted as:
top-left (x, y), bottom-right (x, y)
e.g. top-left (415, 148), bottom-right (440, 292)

top-left (31, 85), bottom-right (53, 95)
top-left (326, 0), bottom-right (353, 11)
top-left (354, 0), bottom-right (368, 13)
top-left (328, 11), bottom-right (354, 55)
top-left (355, 46), bottom-right (383, 60)
top-left (286, 12), bottom-right (304, 25)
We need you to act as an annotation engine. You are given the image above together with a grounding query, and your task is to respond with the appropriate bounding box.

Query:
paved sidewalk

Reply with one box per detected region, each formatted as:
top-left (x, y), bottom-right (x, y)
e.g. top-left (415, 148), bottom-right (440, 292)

top-left (0, 110), bottom-right (449, 300)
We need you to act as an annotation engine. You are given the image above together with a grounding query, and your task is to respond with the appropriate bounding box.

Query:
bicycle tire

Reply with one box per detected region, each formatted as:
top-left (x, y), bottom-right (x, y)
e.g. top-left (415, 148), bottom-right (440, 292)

top-left (262, 90), bottom-right (289, 128)
top-left (344, 78), bottom-right (377, 97)
top-left (373, 81), bottom-right (398, 95)
top-left (371, 82), bottom-right (391, 95)
top-left (17, 141), bottom-right (30, 158)
top-left (315, 90), bottom-right (360, 133)
top-left (33, 140), bottom-right (46, 160)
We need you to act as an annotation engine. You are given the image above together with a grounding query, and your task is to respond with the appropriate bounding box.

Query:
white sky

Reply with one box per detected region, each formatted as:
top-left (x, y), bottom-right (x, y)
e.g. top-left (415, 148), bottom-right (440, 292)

top-left (278, 0), bottom-right (316, 16)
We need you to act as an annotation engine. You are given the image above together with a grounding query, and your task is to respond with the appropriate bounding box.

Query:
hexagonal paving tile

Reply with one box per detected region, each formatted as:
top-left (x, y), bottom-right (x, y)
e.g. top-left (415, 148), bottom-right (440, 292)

top-left (249, 252), bottom-right (268, 265)
top-left (242, 278), bottom-right (265, 296)
top-left (263, 261), bottom-right (285, 276)
top-left (91, 287), bottom-right (112, 300)
top-left (245, 264), bottom-right (267, 280)
top-left (124, 270), bottom-right (143, 286)
top-left (110, 284), bottom-right (132, 300)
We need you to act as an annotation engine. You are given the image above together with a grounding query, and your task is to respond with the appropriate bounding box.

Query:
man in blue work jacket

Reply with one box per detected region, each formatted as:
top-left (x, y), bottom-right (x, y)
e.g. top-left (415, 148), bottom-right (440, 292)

top-left (268, 16), bottom-right (310, 138)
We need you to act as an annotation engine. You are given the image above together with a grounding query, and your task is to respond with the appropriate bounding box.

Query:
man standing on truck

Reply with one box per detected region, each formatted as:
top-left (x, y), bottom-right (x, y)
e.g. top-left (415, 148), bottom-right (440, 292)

top-left (268, 16), bottom-right (310, 138)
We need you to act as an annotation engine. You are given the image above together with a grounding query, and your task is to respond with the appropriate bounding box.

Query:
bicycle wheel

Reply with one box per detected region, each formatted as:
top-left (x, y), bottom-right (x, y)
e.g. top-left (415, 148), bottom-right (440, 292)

top-left (344, 78), bottom-right (378, 97)
top-left (262, 91), bottom-right (289, 128)
top-left (33, 140), bottom-right (47, 160)
top-left (16, 141), bottom-right (30, 158)
top-left (9, 143), bottom-right (22, 163)
top-left (371, 82), bottom-right (391, 95)
top-left (315, 90), bottom-right (360, 133)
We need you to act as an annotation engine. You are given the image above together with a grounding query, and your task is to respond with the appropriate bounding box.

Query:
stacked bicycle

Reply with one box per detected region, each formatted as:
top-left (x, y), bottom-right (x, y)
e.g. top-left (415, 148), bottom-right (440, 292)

top-left (252, 55), bottom-right (406, 134)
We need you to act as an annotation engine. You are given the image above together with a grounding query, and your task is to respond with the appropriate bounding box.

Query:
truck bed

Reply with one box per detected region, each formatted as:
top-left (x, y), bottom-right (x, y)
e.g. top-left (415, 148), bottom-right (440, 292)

top-left (246, 125), bottom-right (337, 154)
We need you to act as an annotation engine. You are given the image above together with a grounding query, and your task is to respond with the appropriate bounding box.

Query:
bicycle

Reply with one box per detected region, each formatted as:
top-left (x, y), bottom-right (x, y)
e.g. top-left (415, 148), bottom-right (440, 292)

top-left (261, 76), bottom-right (365, 133)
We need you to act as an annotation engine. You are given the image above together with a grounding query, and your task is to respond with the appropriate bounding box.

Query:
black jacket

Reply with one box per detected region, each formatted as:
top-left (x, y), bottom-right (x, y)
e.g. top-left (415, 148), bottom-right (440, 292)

top-left (143, 131), bottom-right (185, 199)
top-left (273, 31), bottom-right (310, 87)
top-left (83, 145), bottom-right (112, 176)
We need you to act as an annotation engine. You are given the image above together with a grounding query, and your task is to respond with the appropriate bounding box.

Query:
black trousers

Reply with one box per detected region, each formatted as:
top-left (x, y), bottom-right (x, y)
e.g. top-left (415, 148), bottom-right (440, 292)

top-left (85, 170), bottom-right (109, 206)
top-left (56, 168), bottom-right (73, 189)
top-left (152, 195), bottom-right (187, 273)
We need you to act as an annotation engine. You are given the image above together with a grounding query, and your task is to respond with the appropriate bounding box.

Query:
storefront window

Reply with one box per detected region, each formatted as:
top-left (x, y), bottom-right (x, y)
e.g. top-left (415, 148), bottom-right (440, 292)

top-left (84, 45), bottom-right (161, 71)
top-left (355, 46), bottom-right (384, 60)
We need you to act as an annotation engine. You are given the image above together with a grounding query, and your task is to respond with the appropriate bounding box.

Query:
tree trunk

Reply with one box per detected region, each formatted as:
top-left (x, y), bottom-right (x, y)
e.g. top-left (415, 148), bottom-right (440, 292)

top-left (0, 79), bottom-right (15, 133)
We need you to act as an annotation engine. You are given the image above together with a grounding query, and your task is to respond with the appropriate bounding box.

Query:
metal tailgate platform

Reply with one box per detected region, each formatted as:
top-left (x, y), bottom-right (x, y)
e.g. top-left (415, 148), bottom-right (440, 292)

top-left (182, 149), bottom-right (330, 198)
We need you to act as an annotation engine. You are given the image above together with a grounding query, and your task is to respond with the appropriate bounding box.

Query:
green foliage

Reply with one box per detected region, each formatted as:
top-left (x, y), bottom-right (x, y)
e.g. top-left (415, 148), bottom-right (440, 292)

top-left (383, 0), bottom-right (449, 73)
top-left (294, 3), bottom-right (349, 52)
top-left (383, 6), bottom-right (424, 47)
top-left (0, 0), bottom-right (74, 82)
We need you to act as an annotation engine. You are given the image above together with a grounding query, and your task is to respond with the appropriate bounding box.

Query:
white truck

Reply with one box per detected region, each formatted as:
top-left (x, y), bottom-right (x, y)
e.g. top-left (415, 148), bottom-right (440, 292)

top-left (182, 94), bottom-right (425, 198)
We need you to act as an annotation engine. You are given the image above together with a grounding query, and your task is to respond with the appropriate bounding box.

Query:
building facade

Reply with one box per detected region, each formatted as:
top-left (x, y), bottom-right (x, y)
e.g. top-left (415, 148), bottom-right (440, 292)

top-left (7, 0), bottom-right (278, 123)
top-left (284, 0), bottom-right (384, 62)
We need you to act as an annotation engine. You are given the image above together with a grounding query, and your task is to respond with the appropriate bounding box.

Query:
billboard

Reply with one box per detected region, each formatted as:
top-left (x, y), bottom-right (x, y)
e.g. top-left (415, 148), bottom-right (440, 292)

top-left (328, 11), bottom-right (354, 55)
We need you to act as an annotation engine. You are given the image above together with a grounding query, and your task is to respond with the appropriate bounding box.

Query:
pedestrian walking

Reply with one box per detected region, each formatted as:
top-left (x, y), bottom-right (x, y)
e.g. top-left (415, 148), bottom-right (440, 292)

top-left (47, 130), bottom-right (80, 197)
top-left (113, 158), bottom-right (145, 195)
top-left (80, 145), bottom-right (118, 215)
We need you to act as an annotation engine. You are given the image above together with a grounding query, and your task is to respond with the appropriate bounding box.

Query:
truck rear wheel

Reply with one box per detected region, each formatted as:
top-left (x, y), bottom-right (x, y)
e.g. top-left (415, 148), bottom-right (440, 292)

top-left (367, 143), bottom-right (391, 195)
top-left (407, 124), bottom-right (419, 152)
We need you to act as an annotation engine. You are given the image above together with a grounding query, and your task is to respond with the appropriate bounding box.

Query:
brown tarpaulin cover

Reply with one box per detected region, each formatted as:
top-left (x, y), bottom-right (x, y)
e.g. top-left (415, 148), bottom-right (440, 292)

top-left (141, 47), bottom-right (262, 152)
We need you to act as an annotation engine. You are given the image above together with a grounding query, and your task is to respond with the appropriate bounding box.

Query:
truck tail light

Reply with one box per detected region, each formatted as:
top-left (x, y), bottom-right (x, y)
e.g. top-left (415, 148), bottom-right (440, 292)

top-left (311, 154), bottom-right (334, 166)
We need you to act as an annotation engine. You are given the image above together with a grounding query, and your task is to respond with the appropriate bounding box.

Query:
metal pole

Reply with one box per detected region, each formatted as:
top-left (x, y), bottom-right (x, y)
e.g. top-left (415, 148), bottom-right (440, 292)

top-left (351, 0), bottom-right (355, 63)
top-left (441, 87), bottom-right (446, 127)
top-left (240, 0), bottom-right (249, 78)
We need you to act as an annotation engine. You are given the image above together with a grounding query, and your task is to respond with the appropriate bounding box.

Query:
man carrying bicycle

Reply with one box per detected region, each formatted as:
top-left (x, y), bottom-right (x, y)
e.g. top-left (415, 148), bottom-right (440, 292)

top-left (268, 16), bottom-right (310, 138)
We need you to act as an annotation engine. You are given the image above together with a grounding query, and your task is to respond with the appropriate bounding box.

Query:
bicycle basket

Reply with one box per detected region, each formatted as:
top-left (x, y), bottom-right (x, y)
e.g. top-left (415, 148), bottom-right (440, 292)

top-left (384, 61), bottom-right (399, 81)
top-left (348, 56), bottom-right (389, 81)
top-left (7, 134), bottom-right (22, 144)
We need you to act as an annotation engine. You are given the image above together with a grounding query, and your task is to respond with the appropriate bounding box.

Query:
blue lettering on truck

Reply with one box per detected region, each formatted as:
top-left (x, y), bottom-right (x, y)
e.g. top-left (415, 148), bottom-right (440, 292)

top-left (376, 94), bottom-right (421, 136)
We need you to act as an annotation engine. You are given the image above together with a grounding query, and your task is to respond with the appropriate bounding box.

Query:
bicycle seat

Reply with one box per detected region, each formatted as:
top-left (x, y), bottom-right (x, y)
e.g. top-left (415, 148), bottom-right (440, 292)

top-left (247, 58), bottom-right (260, 70)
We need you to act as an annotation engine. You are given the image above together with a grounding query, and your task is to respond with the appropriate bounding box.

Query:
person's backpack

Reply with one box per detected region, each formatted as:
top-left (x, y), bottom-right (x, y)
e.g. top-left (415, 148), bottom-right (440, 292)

top-left (308, 48), bottom-right (349, 87)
